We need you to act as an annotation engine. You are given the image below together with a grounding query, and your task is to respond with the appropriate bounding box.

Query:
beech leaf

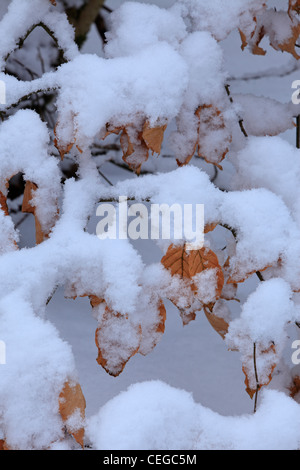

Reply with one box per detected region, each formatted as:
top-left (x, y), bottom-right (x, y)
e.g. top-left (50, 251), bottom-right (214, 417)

top-left (59, 381), bottom-right (86, 448)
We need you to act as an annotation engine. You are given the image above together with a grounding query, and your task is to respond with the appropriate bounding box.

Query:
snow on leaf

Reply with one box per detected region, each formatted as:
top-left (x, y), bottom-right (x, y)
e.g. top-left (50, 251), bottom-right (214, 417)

top-left (22, 181), bottom-right (49, 245)
top-left (204, 304), bottom-right (230, 340)
top-left (94, 303), bottom-right (141, 377)
top-left (161, 244), bottom-right (224, 325)
top-left (138, 299), bottom-right (166, 355)
top-left (176, 105), bottom-right (231, 169)
top-left (59, 381), bottom-right (86, 448)
top-left (104, 119), bottom-right (167, 174)
top-left (240, 9), bottom-right (300, 60)
top-left (242, 343), bottom-right (277, 399)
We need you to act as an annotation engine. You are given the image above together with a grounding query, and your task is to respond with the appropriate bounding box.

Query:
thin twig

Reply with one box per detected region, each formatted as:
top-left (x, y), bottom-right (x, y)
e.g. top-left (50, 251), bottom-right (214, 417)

top-left (253, 342), bottom-right (260, 414)
top-left (46, 286), bottom-right (58, 306)
top-left (98, 169), bottom-right (114, 187)
top-left (225, 84), bottom-right (248, 138)
top-left (256, 271), bottom-right (265, 282)
top-left (297, 116), bottom-right (300, 149)
top-left (14, 213), bottom-right (30, 229)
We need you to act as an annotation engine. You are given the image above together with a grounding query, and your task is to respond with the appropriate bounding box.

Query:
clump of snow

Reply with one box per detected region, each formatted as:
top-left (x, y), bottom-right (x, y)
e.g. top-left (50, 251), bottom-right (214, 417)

top-left (0, 292), bottom-right (77, 449)
top-left (0, 110), bottom-right (61, 233)
top-left (0, 0), bottom-right (78, 71)
top-left (172, 0), bottom-right (266, 40)
top-left (233, 95), bottom-right (295, 137)
top-left (105, 2), bottom-right (187, 58)
top-left (87, 381), bottom-right (300, 450)
top-left (232, 136), bottom-right (300, 223)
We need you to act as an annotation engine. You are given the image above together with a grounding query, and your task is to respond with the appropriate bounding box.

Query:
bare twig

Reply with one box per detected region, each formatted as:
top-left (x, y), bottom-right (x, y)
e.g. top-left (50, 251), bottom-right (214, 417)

top-left (225, 84), bottom-right (248, 138)
top-left (253, 342), bottom-right (260, 414)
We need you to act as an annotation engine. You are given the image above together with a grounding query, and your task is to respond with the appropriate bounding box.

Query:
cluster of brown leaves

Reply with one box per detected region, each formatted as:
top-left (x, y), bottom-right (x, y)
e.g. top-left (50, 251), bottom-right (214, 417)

top-left (104, 119), bottom-right (167, 175)
top-left (55, 103), bottom-right (232, 174)
top-left (240, 3), bottom-right (300, 59)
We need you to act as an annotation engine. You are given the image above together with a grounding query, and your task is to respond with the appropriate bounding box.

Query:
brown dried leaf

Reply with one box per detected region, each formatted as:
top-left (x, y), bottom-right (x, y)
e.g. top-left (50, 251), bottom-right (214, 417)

top-left (104, 119), bottom-right (167, 174)
top-left (239, 23), bottom-right (266, 56)
top-left (120, 127), bottom-right (149, 175)
top-left (274, 21), bottom-right (300, 59)
top-left (240, 10), bottom-right (300, 59)
top-left (161, 244), bottom-right (224, 325)
top-left (0, 191), bottom-right (9, 216)
top-left (196, 105), bottom-right (231, 169)
top-left (89, 295), bottom-right (105, 309)
top-left (22, 181), bottom-right (51, 245)
top-left (204, 306), bottom-right (229, 340)
top-left (22, 181), bottom-right (37, 214)
top-left (243, 343), bottom-right (277, 399)
top-left (290, 375), bottom-right (300, 398)
top-left (59, 381), bottom-right (86, 448)
top-left (142, 121), bottom-right (167, 154)
top-left (156, 300), bottom-right (166, 335)
top-left (204, 222), bottom-right (218, 234)
top-left (289, 0), bottom-right (300, 16)
top-left (95, 305), bottom-right (141, 377)
top-left (54, 125), bottom-right (75, 161)
top-left (138, 299), bottom-right (167, 354)
top-left (177, 105), bottom-right (231, 168)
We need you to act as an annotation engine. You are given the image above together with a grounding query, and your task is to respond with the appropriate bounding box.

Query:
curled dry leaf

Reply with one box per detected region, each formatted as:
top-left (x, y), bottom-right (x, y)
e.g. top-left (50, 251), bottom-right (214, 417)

top-left (22, 181), bottom-right (53, 245)
top-left (204, 222), bottom-right (218, 234)
top-left (104, 119), bottom-right (167, 174)
top-left (203, 305), bottom-right (229, 340)
top-left (59, 381), bottom-right (86, 448)
top-left (161, 244), bottom-right (224, 325)
top-left (54, 125), bottom-right (75, 161)
top-left (239, 21), bottom-right (266, 56)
